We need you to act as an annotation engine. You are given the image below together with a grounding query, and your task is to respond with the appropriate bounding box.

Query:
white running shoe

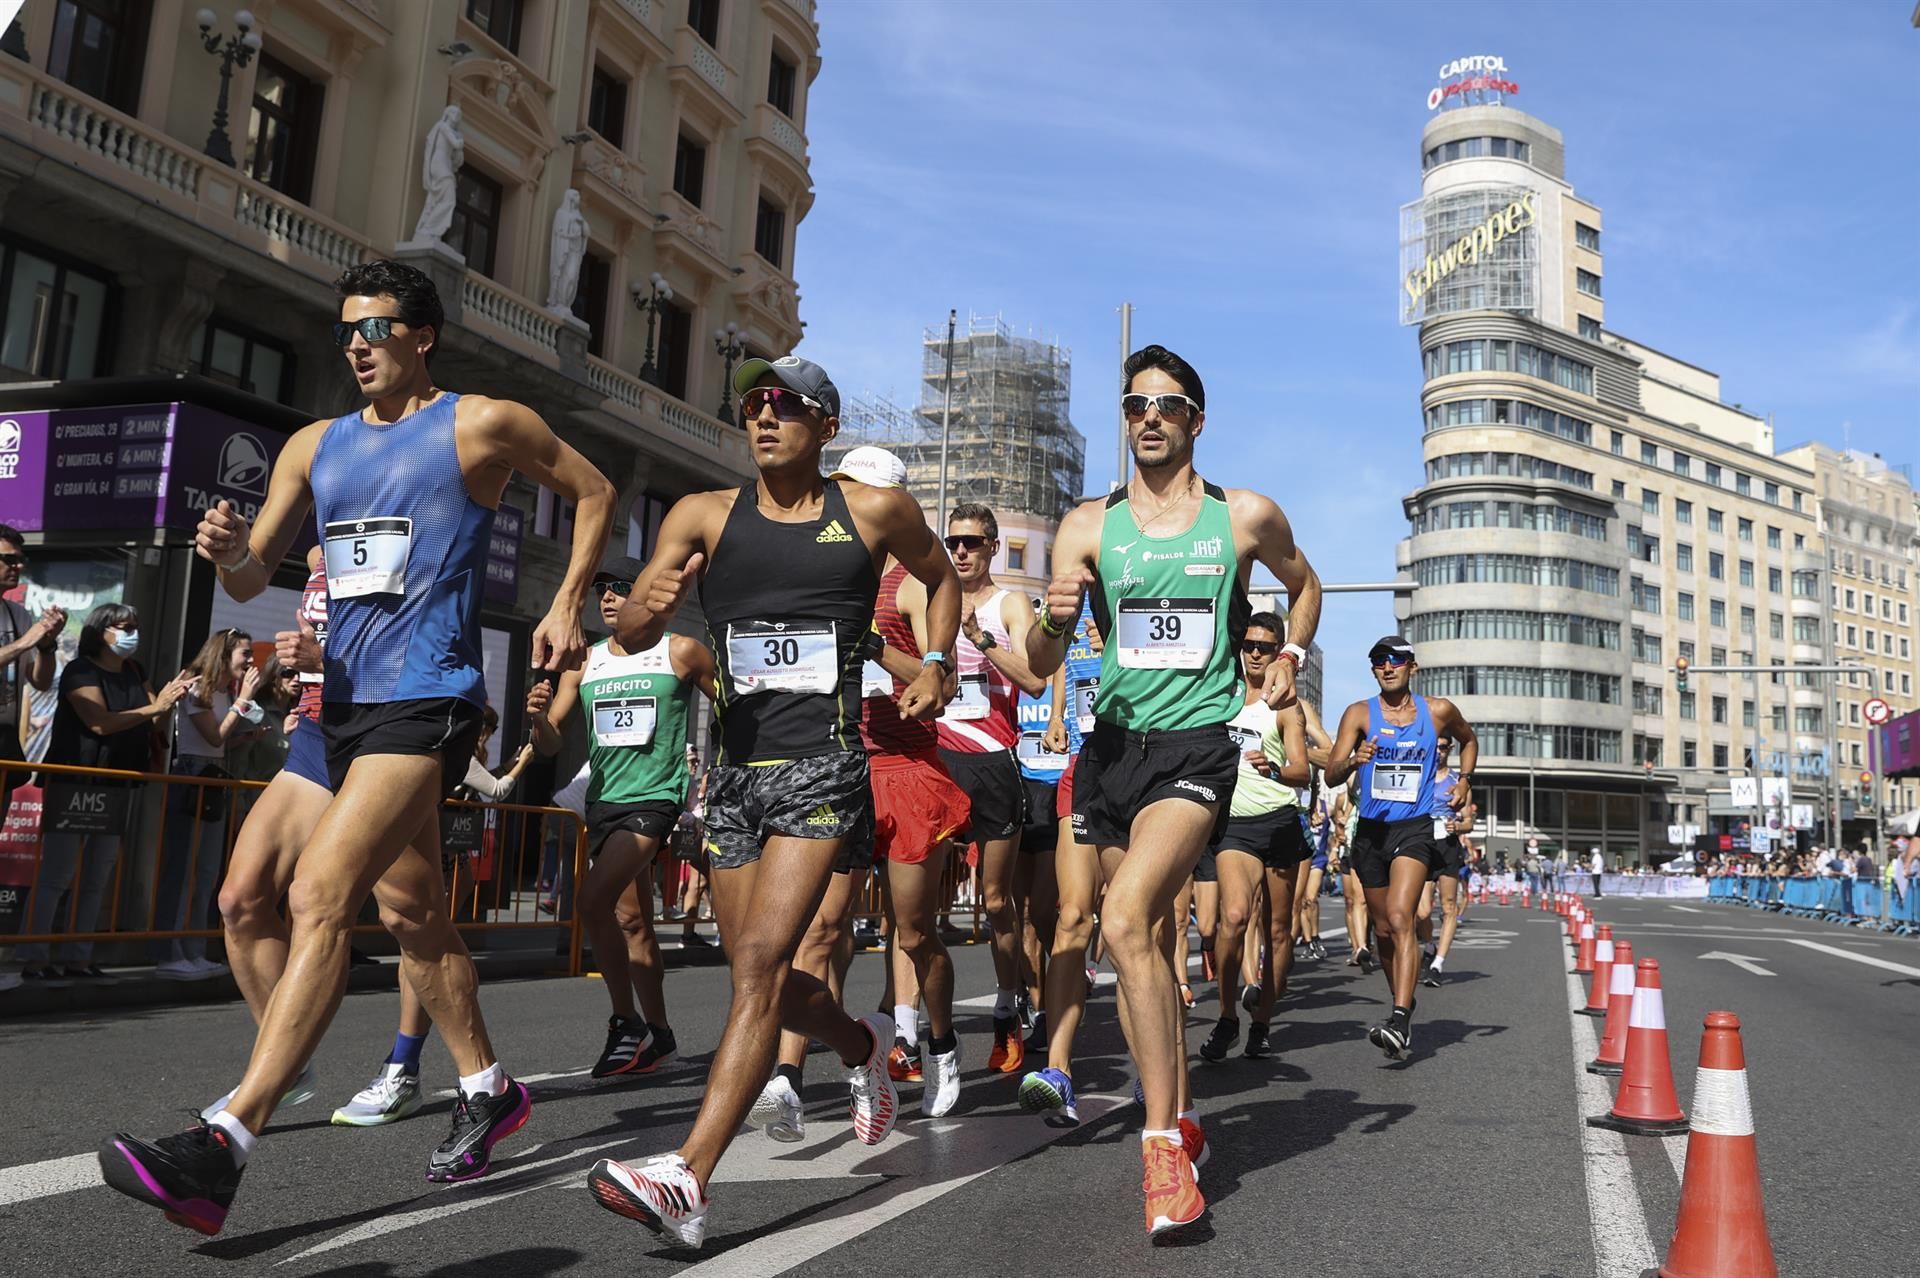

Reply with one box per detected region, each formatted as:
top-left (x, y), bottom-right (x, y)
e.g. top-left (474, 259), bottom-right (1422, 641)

top-left (746, 1075), bottom-right (805, 1143)
top-left (588, 1153), bottom-right (709, 1248)
top-left (190, 957), bottom-right (230, 978)
top-left (847, 1012), bottom-right (899, 1145)
top-left (331, 1062), bottom-right (423, 1126)
top-left (922, 1041), bottom-right (960, 1118)
top-left (200, 1061), bottom-right (319, 1121)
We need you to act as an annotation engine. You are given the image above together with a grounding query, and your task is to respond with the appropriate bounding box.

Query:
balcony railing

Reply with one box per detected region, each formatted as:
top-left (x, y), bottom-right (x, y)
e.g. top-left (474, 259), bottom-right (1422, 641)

top-left (461, 272), bottom-right (562, 358)
top-left (584, 355), bottom-right (749, 474)
top-left (754, 101), bottom-right (807, 165)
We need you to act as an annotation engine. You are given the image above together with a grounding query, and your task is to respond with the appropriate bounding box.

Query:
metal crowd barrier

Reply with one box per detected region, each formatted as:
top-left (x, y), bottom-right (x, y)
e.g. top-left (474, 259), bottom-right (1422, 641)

top-left (1705, 872), bottom-right (1920, 935)
top-left (2, 758), bottom-right (590, 970)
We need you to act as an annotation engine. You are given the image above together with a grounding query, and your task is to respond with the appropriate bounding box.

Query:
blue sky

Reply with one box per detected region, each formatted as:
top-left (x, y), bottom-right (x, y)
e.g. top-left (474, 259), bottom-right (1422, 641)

top-left (791, 0), bottom-right (1920, 714)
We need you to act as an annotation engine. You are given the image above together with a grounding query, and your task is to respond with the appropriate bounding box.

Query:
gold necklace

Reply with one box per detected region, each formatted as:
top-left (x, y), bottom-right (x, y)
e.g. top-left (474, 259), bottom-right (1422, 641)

top-left (1129, 473), bottom-right (1196, 532)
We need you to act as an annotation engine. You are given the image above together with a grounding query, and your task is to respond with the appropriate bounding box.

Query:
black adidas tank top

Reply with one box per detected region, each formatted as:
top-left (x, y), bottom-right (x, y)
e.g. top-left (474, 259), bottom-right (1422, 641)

top-left (700, 480), bottom-right (880, 764)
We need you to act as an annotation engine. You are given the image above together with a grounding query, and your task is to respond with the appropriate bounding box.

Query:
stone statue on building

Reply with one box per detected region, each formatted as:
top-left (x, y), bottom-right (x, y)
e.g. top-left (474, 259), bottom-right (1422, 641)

top-left (546, 189), bottom-right (589, 313)
top-left (412, 106), bottom-right (465, 245)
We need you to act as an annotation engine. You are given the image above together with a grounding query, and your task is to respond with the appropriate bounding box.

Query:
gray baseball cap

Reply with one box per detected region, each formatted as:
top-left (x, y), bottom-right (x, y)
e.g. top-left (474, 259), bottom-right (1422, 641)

top-left (733, 354), bottom-right (841, 418)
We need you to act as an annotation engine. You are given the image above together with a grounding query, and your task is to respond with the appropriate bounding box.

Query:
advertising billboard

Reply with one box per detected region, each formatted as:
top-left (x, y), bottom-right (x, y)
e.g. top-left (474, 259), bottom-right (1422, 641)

top-left (1399, 185), bottom-right (1539, 325)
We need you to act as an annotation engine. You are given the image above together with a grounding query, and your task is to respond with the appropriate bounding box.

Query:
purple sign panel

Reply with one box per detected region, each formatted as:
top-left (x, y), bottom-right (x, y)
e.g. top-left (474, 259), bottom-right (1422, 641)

top-left (0, 403), bottom-right (288, 533)
top-left (1877, 709), bottom-right (1920, 780)
top-left (485, 502), bottom-right (524, 604)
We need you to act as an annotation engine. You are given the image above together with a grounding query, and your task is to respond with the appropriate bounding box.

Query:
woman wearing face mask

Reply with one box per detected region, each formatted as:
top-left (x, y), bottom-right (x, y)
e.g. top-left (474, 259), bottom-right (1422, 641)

top-left (153, 628), bottom-right (266, 980)
top-left (18, 605), bottom-right (193, 983)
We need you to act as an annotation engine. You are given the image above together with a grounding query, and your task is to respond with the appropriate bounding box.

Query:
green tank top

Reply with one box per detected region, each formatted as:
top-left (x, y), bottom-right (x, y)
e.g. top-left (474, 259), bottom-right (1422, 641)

top-left (1226, 699), bottom-right (1298, 817)
top-left (1090, 481), bottom-right (1247, 732)
top-left (577, 637), bottom-right (694, 806)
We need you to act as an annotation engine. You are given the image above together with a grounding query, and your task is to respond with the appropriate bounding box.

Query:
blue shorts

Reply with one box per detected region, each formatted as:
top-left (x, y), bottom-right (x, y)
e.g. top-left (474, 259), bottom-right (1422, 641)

top-left (284, 716), bottom-right (333, 792)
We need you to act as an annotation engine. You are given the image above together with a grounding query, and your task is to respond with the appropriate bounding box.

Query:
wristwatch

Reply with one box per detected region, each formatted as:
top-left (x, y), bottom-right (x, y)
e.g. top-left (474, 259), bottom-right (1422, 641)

top-left (973, 630), bottom-right (999, 652)
top-left (923, 650), bottom-right (954, 675)
top-left (1279, 642), bottom-right (1308, 670)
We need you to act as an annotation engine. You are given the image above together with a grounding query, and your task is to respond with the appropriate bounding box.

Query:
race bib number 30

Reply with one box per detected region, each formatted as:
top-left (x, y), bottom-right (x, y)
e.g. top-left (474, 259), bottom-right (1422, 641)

top-left (1115, 597), bottom-right (1215, 669)
top-left (593, 697), bottom-right (657, 748)
top-left (726, 621), bottom-right (838, 696)
top-left (323, 517), bottom-right (412, 598)
top-left (941, 673), bottom-right (991, 721)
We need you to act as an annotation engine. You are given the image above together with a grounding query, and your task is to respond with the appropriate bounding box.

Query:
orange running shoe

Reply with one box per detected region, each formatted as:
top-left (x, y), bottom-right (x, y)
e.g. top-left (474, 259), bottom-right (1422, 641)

top-left (987, 1016), bottom-right (1025, 1073)
top-left (887, 1041), bottom-right (922, 1083)
top-left (1141, 1135), bottom-right (1205, 1237)
top-left (1178, 1115), bottom-right (1210, 1180)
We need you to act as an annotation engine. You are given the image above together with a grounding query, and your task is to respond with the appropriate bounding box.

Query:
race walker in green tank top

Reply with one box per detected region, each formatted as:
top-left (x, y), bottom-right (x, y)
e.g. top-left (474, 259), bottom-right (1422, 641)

top-left (1090, 481), bottom-right (1249, 733)
top-left (578, 636), bottom-right (694, 806)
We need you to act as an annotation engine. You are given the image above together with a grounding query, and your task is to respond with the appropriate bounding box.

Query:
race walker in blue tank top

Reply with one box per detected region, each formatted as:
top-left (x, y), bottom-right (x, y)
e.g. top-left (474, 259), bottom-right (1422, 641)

top-left (308, 391), bottom-right (492, 707)
top-left (1357, 694), bottom-right (1437, 823)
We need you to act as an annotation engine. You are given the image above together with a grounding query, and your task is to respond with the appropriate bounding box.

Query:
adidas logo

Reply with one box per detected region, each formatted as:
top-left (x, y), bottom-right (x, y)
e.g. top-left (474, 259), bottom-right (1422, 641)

top-left (816, 519), bottom-right (854, 544)
top-left (804, 804), bottom-right (839, 826)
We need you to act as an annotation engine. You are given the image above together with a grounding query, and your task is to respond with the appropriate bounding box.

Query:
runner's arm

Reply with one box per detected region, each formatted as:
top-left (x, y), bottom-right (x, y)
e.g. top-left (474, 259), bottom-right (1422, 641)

top-left (1323, 702), bottom-right (1373, 787)
top-left (1433, 698), bottom-right (1478, 810)
top-left (669, 635), bottom-right (721, 703)
top-left (1237, 490), bottom-right (1322, 707)
top-left (197, 422), bottom-right (324, 602)
top-left (528, 668), bottom-right (582, 756)
top-left (1274, 706), bottom-right (1310, 786)
top-left (1300, 698), bottom-right (1335, 769)
top-left (1027, 501), bottom-right (1099, 678)
top-left (972, 591), bottom-right (1045, 697)
top-left (872, 489), bottom-right (960, 719)
top-left (617, 496), bottom-right (713, 654)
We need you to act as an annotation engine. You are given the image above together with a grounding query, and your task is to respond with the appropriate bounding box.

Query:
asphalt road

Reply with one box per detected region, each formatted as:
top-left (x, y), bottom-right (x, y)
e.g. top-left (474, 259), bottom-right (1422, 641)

top-left (2, 894), bottom-right (1913, 1278)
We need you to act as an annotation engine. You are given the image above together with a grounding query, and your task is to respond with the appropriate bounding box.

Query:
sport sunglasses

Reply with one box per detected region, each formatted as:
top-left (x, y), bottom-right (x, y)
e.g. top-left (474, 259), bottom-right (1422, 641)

top-left (1370, 652), bottom-right (1414, 669)
top-left (1242, 640), bottom-right (1279, 656)
top-left (331, 315), bottom-right (406, 346)
top-left (944, 534), bottom-right (992, 553)
top-left (1121, 392), bottom-right (1200, 422)
top-left (592, 577), bottom-right (635, 597)
top-left (740, 386), bottom-right (825, 421)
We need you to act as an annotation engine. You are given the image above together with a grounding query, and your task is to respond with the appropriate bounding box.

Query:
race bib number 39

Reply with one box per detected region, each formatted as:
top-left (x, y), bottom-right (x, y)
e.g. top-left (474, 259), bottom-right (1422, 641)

top-left (323, 517), bottom-right (412, 598)
top-left (941, 672), bottom-right (991, 721)
top-left (1073, 678), bottom-right (1099, 733)
top-left (593, 697), bottom-right (657, 748)
top-left (726, 621), bottom-right (838, 696)
top-left (1115, 597), bottom-right (1215, 670)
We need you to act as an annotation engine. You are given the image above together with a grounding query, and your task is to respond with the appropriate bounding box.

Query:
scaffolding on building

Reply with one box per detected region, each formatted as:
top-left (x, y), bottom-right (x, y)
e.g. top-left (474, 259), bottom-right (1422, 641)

top-left (828, 312), bottom-right (1087, 524)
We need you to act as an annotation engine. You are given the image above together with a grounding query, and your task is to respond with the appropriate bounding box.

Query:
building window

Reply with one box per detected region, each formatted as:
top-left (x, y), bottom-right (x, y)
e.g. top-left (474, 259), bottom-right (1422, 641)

top-left (1682, 740), bottom-right (1698, 768)
top-left (465, 0), bottom-right (523, 53)
top-left (1739, 559), bottom-right (1754, 588)
top-left (1677, 592), bottom-right (1695, 621)
top-left (445, 166), bottom-right (503, 277)
top-left (754, 195), bottom-right (786, 269)
top-left (49, 0), bottom-right (149, 114)
top-left (1007, 541), bottom-right (1026, 573)
top-left (1640, 441), bottom-right (1658, 465)
top-left (1679, 691), bottom-right (1696, 721)
top-left (689, 0), bottom-right (720, 46)
top-left (1739, 605), bottom-right (1755, 634)
top-left (1575, 222), bottom-right (1601, 252)
top-left (1792, 490), bottom-right (1803, 512)
top-left (1764, 481), bottom-right (1779, 505)
top-left (1676, 498), bottom-right (1692, 524)
top-left (1671, 451), bottom-right (1691, 477)
top-left (192, 317), bottom-right (292, 401)
top-left (1766, 526), bottom-right (1781, 549)
top-left (246, 52), bottom-right (324, 204)
top-left (1708, 508), bottom-right (1724, 533)
top-left (673, 132), bottom-right (707, 207)
top-left (1610, 430), bottom-right (1625, 456)
top-left (1704, 462), bottom-right (1721, 486)
top-left (588, 66), bottom-right (629, 148)
top-left (0, 238), bottom-right (110, 380)
top-left (768, 47), bottom-right (797, 116)
top-left (1576, 268), bottom-right (1602, 297)
top-left (1735, 472), bottom-right (1752, 496)
top-left (1641, 489), bottom-right (1658, 515)
top-left (1611, 480), bottom-right (1626, 498)
top-left (1768, 612), bottom-right (1783, 640)
top-left (1579, 315), bottom-right (1602, 341)
top-left (1710, 599), bottom-right (1727, 628)
top-left (571, 249), bottom-right (612, 359)
top-left (1709, 551), bottom-right (1725, 580)
top-left (656, 297), bottom-right (692, 401)
top-left (1742, 700), bottom-right (1755, 728)
top-left (1737, 516), bottom-right (1753, 542)
top-left (1768, 567), bottom-right (1782, 593)
top-left (1676, 543), bottom-right (1694, 572)
top-left (1713, 743), bottom-right (1728, 769)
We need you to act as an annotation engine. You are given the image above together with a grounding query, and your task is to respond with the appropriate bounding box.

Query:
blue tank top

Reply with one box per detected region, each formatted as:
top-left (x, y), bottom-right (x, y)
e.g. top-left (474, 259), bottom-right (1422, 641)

top-left (1061, 603), bottom-right (1102, 757)
top-left (308, 393), bottom-right (492, 706)
top-left (1357, 694), bottom-right (1437, 822)
top-left (1430, 769), bottom-right (1457, 818)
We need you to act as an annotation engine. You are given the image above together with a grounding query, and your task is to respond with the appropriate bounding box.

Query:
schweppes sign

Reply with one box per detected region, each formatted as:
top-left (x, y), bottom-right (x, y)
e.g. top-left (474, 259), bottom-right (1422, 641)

top-left (1403, 190), bottom-right (1538, 314)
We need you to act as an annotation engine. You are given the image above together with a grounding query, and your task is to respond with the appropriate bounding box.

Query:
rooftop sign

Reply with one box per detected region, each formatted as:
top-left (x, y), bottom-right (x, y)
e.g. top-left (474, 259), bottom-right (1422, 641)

top-left (1428, 56), bottom-right (1519, 110)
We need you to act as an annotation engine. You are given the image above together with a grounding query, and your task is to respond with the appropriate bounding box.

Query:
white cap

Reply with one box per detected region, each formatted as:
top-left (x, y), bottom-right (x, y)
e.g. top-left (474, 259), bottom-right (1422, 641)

top-left (829, 445), bottom-right (907, 489)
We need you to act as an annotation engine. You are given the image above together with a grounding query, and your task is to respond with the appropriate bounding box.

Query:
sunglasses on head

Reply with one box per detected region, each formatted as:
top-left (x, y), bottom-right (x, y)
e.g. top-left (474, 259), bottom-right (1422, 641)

top-left (1370, 652), bottom-right (1413, 669)
top-left (944, 534), bottom-right (991, 553)
top-left (331, 315), bottom-right (404, 346)
top-left (740, 386), bottom-right (824, 421)
top-left (592, 578), bottom-right (634, 597)
top-left (1121, 392), bottom-right (1200, 423)
top-left (1241, 640), bottom-right (1279, 656)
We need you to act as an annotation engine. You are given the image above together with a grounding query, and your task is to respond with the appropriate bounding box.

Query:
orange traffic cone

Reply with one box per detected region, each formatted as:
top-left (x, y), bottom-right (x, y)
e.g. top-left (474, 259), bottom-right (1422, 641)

top-left (1579, 925), bottom-right (1614, 1017)
top-left (1587, 940), bottom-right (1634, 1074)
top-left (1573, 919), bottom-right (1597, 974)
top-left (1658, 1012), bottom-right (1780, 1278)
top-left (1588, 958), bottom-right (1689, 1136)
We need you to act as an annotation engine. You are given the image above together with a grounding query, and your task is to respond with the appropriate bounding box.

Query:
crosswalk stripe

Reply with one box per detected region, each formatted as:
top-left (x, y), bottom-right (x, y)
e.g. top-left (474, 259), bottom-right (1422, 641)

top-left (0, 1153), bottom-right (99, 1207)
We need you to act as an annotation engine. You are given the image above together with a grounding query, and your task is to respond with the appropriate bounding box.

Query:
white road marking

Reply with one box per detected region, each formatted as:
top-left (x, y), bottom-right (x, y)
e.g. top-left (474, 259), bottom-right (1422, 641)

top-left (1565, 971), bottom-right (1658, 1275)
top-left (1698, 951), bottom-right (1776, 977)
top-left (1668, 906), bottom-right (1704, 914)
top-left (0, 1153), bottom-right (99, 1207)
top-left (1780, 938), bottom-right (1920, 979)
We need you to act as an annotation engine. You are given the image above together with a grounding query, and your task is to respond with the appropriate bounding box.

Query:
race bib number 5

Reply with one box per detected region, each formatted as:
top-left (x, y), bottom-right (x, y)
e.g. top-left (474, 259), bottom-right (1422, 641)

top-left (323, 517), bottom-right (411, 598)
top-left (593, 697), bottom-right (657, 748)
top-left (726, 621), bottom-right (838, 695)
top-left (1115, 597), bottom-right (1215, 670)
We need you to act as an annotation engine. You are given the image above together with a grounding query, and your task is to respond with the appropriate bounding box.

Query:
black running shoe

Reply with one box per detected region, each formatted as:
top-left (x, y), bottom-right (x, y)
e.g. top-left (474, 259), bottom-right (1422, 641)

top-left (1244, 1021), bottom-right (1272, 1059)
top-left (1241, 983), bottom-right (1261, 1015)
top-left (1357, 949), bottom-right (1376, 975)
top-left (633, 1026), bottom-right (677, 1074)
top-left (1367, 1021), bottom-right (1410, 1061)
top-left (1310, 940), bottom-right (1328, 960)
top-left (592, 1016), bottom-right (655, 1079)
top-left (1024, 1009), bottom-right (1048, 1053)
top-left (99, 1117), bottom-right (244, 1235)
top-left (1199, 1018), bottom-right (1239, 1063)
top-left (425, 1079), bottom-right (531, 1182)
top-left (1421, 964), bottom-right (1442, 989)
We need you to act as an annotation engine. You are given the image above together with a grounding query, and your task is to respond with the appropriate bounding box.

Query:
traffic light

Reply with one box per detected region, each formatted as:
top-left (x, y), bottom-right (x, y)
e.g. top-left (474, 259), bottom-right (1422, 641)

top-left (1675, 656), bottom-right (1689, 692)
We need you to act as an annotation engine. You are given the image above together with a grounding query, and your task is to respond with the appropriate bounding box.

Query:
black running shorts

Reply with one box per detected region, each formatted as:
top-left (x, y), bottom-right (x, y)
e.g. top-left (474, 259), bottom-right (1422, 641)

top-left (1213, 808), bottom-right (1314, 871)
top-left (1349, 815), bottom-right (1440, 889)
top-left (321, 697), bottom-right (483, 798)
top-left (703, 751), bottom-right (870, 871)
top-left (586, 799), bottom-right (681, 859)
top-left (1434, 834), bottom-right (1467, 880)
top-left (938, 747), bottom-right (1025, 841)
top-left (1019, 777), bottom-right (1059, 853)
top-left (1071, 722), bottom-right (1238, 849)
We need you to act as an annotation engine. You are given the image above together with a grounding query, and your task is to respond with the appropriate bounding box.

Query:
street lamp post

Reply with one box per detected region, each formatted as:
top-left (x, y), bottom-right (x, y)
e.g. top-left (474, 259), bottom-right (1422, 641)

top-left (197, 9), bottom-right (262, 167)
top-left (631, 273), bottom-right (672, 385)
top-left (712, 322), bottom-right (745, 419)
